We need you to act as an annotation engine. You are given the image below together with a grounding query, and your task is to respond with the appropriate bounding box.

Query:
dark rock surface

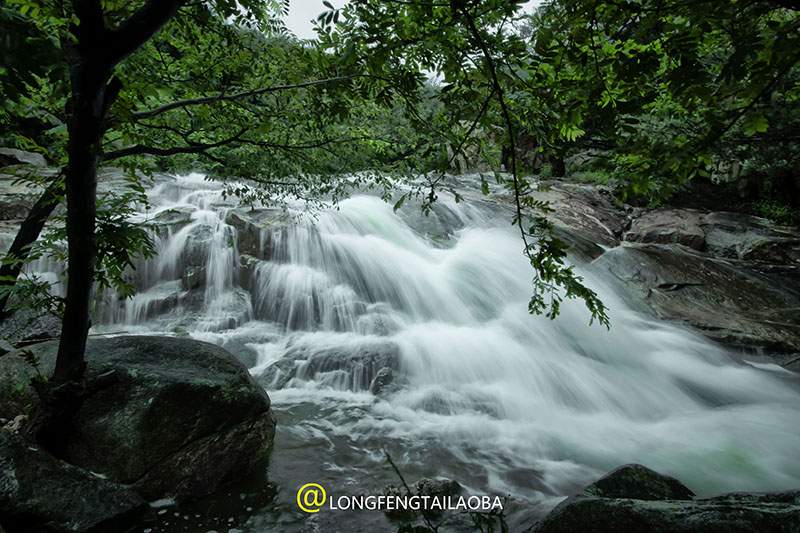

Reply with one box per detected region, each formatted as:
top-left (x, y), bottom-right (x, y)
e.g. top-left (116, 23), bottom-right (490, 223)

top-left (529, 180), bottom-right (800, 367)
top-left (0, 336), bottom-right (276, 501)
top-left (225, 208), bottom-right (290, 259)
top-left (0, 429), bottom-right (144, 533)
top-left (0, 310), bottom-right (61, 348)
top-left (625, 209), bottom-right (707, 251)
top-left (583, 464), bottom-right (695, 501)
top-left (369, 366), bottom-right (396, 395)
top-left (528, 464), bottom-right (800, 533)
top-left (260, 339), bottom-right (400, 391)
top-left (594, 243), bottom-right (800, 357)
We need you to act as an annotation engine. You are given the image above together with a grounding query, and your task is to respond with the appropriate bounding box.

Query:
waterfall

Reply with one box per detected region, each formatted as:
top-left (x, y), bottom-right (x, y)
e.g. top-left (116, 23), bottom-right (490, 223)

top-left (81, 173), bottom-right (799, 509)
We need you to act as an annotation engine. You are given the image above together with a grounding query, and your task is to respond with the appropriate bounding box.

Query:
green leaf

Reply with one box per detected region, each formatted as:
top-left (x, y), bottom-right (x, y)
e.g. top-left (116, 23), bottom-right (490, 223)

top-left (393, 193), bottom-right (407, 212)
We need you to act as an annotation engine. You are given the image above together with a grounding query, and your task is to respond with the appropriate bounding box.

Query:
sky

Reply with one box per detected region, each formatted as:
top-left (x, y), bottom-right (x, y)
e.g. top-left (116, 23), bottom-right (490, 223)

top-left (283, 0), bottom-right (543, 40)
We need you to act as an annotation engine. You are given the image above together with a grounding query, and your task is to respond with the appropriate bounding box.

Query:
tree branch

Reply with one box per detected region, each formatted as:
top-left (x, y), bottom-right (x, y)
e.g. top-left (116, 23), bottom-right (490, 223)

top-left (105, 0), bottom-right (186, 67)
top-left (131, 76), bottom-right (361, 119)
top-left (101, 128), bottom-right (247, 160)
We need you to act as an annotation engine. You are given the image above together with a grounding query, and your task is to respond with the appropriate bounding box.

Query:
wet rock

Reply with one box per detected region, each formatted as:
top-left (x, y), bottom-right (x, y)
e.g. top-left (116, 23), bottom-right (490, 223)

top-left (0, 336), bottom-right (276, 501)
top-left (0, 148), bottom-right (47, 168)
top-left (181, 265), bottom-right (205, 290)
top-left (414, 478), bottom-right (462, 499)
top-left (238, 254), bottom-right (260, 292)
top-left (0, 310), bottom-right (61, 347)
top-left (225, 209), bottom-right (290, 259)
top-left (701, 211), bottom-right (800, 263)
top-left (534, 181), bottom-right (629, 250)
top-left (583, 464), bottom-right (694, 501)
top-left (528, 465), bottom-right (800, 533)
top-left (595, 243), bottom-right (800, 358)
top-left (625, 209), bottom-right (706, 251)
top-left (181, 223), bottom-right (215, 270)
top-left (0, 172), bottom-right (45, 221)
top-left (623, 208), bottom-right (800, 263)
top-left (261, 339), bottom-right (400, 391)
top-left (369, 366), bottom-right (396, 395)
top-left (150, 206), bottom-right (195, 237)
top-left (0, 429), bottom-right (145, 532)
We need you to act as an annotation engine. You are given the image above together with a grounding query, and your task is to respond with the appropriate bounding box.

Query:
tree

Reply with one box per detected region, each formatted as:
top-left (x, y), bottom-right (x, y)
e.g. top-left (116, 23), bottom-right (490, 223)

top-left (521, 0), bottom-right (800, 205)
top-left (321, 0), bottom-right (610, 324)
top-left (1, 0), bottom-right (425, 449)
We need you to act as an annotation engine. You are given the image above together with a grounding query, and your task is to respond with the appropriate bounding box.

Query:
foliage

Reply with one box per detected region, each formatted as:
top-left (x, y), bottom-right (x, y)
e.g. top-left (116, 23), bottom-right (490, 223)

top-left (525, 0), bottom-right (800, 204)
top-left (322, 0), bottom-right (611, 325)
top-left (5, 0), bottom-right (797, 332)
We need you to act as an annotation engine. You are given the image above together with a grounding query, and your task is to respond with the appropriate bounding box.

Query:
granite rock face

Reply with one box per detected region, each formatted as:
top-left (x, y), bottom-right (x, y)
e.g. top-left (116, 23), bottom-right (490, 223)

top-left (526, 180), bottom-right (800, 368)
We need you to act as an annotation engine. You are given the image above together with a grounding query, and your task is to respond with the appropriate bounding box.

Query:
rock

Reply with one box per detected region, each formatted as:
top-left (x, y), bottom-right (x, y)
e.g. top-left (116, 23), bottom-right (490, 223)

top-left (261, 339), bottom-right (400, 391)
top-left (583, 464), bottom-right (694, 501)
top-left (1, 415), bottom-right (27, 434)
top-left (238, 253), bottom-right (260, 292)
top-left (537, 181), bottom-right (629, 250)
top-left (0, 429), bottom-right (144, 533)
top-left (181, 265), bottom-right (205, 290)
top-left (624, 208), bottom-right (800, 263)
top-left (369, 366), bottom-right (395, 395)
top-left (0, 148), bottom-right (47, 168)
top-left (0, 336), bottom-right (276, 501)
top-left (701, 212), bottom-right (800, 264)
top-left (595, 243), bottom-right (800, 357)
top-left (0, 350), bottom-right (41, 421)
top-left (413, 478), bottom-right (462, 499)
top-left (531, 491), bottom-right (800, 533)
top-left (625, 209), bottom-right (706, 251)
top-left (0, 172), bottom-right (43, 221)
top-left (181, 223), bottom-right (215, 270)
top-left (149, 206), bottom-right (195, 237)
top-left (528, 465), bottom-right (800, 533)
top-left (0, 310), bottom-right (61, 347)
top-left (225, 209), bottom-right (290, 259)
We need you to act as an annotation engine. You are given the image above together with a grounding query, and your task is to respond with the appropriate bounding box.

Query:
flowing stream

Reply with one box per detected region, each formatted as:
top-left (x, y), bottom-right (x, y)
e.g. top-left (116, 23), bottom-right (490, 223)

top-left (75, 173), bottom-right (800, 531)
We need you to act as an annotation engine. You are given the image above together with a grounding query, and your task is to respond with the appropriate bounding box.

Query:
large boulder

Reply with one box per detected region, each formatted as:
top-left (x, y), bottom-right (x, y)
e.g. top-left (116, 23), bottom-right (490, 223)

top-left (529, 465), bottom-right (800, 533)
top-left (0, 310), bottom-right (61, 348)
top-left (625, 209), bottom-right (706, 251)
top-left (0, 336), bottom-right (276, 501)
top-left (537, 182), bottom-right (630, 250)
top-left (0, 429), bottom-right (144, 532)
top-left (225, 208), bottom-right (290, 259)
top-left (594, 243), bottom-right (800, 360)
top-left (701, 211), bottom-right (800, 263)
top-left (624, 208), bottom-right (800, 263)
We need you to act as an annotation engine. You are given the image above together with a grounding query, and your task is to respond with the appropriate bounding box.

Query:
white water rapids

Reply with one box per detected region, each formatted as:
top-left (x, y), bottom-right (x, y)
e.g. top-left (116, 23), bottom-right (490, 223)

top-left (50, 173), bottom-right (800, 528)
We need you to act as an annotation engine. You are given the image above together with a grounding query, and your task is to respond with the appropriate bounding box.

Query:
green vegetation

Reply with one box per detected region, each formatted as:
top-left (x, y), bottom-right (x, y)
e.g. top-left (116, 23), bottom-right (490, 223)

top-left (0, 0), bottom-right (798, 448)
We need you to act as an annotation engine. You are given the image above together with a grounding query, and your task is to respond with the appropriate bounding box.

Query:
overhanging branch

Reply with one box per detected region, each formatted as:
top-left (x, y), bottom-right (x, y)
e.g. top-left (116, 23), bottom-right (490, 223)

top-left (131, 75), bottom-right (361, 120)
top-left (105, 0), bottom-right (185, 67)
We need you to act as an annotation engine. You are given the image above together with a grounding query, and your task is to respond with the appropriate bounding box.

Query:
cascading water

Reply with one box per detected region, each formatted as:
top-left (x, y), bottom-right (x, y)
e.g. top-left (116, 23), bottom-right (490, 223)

top-left (77, 173), bottom-right (800, 529)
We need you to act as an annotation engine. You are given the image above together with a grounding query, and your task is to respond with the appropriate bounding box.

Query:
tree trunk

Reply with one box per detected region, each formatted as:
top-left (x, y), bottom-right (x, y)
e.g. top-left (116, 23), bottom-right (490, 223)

top-left (0, 179), bottom-right (62, 320)
top-left (28, 54), bottom-right (115, 451)
top-left (550, 154), bottom-right (566, 178)
top-left (52, 59), bottom-right (109, 384)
